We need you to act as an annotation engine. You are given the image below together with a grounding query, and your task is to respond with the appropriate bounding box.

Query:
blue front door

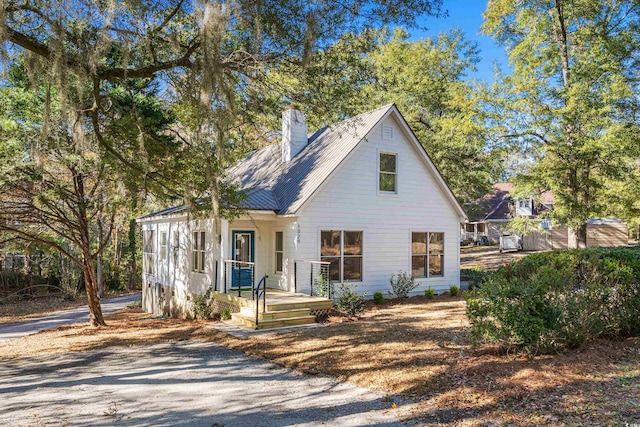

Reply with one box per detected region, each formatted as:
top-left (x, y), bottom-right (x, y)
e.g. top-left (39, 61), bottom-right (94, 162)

top-left (231, 230), bottom-right (254, 289)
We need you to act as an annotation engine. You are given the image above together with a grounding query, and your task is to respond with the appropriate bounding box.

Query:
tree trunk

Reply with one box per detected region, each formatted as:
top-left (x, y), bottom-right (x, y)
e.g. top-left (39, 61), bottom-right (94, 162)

top-left (21, 250), bottom-right (33, 298)
top-left (568, 222), bottom-right (588, 249)
top-left (128, 217), bottom-right (137, 290)
top-left (83, 251), bottom-right (106, 326)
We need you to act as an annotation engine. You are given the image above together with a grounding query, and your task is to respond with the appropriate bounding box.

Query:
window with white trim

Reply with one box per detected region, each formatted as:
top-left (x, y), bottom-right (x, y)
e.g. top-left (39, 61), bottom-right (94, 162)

top-left (172, 232), bottom-right (179, 264)
top-left (192, 231), bottom-right (205, 272)
top-left (160, 231), bottom-right (167, 262)
top-left (320, 230), bottom-right (363, 282)
top-left (275, 231), bottom-right (283, 273)
top-left (142, 230), bottom-right (155, 275)
top-left (411, 232), bottom-right (444, 278)
top-left (379, 152), bottom-right (397, 193)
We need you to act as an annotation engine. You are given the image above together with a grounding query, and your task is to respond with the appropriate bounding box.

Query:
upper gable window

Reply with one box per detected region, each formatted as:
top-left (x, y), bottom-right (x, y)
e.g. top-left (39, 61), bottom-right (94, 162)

top-left (382, 125), bottom-right (394, 140)
top-left (379, 152), bottom-right (397, 193)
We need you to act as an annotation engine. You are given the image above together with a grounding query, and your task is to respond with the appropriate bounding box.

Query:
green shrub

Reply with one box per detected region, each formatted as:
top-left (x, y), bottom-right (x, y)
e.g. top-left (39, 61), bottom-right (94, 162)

top-left (424, 288), bottom-right (435, 299)
top-left (313, 273), bottom-right (334, 298)
top-left (373, 291), bottom-right (384, 305)
top-left (389, 271), bottom-right (418, 298)
top-left (220, 307), bottom-right (232, 320)
top-left (460, 268), bottom-right (492, 290)
top-left (127, 299), bottom-right (142, 309)
top-left (449, 285), bottom-right (460, 296)
top-left (335, 283), bottom-right (366, 317)
top-left (192, 288), bottom-right (213, 320)
top-left (466, 247), bottom-right (640, 355)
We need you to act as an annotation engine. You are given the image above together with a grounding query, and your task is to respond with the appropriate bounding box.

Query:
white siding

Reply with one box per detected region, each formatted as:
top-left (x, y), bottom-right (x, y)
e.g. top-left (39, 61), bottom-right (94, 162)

top-left (295, 115), bottom-right (461, 296)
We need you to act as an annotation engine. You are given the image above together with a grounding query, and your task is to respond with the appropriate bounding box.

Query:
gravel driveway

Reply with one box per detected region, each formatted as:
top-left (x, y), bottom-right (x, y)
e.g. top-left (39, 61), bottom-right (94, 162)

top-left (0, 341), bottom-right (407, 426)
top-left (0, 293), bottom-right (141, 344)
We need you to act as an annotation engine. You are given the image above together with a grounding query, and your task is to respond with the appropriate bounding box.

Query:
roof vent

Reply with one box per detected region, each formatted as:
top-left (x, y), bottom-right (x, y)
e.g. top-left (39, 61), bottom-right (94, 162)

top-left (282, 106), bottom-right (308, 162)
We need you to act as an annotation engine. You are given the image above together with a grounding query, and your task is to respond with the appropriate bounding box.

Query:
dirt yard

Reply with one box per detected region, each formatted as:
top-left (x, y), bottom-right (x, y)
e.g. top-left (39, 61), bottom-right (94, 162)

top-left (461, 245), bottom-right (538, 271)
top-left (2, 298), bottom-right (639, 426)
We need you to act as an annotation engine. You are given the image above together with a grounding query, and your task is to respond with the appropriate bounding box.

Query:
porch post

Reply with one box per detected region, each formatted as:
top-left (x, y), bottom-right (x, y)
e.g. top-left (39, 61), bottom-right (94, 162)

top-left (219, 218), bottom-right (229, 293)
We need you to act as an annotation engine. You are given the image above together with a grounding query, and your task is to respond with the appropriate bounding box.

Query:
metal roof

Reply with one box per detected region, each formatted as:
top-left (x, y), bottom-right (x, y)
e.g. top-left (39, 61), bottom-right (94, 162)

top-left (227, 104), bottom-right (395, 214)
top-left (140, 103), bottom-right (467, 220)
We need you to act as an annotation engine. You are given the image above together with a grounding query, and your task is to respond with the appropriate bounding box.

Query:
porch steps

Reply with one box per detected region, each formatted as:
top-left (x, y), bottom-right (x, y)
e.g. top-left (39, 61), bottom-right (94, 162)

top-left (231, 312), bottom-right (316, 330)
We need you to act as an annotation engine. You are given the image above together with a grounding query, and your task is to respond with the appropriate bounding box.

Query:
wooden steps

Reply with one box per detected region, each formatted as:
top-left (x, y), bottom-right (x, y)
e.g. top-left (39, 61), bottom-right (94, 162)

top-left (231, 311), bottom-right (316, 330)
top-left (213, 289), bottom-right (333, 331)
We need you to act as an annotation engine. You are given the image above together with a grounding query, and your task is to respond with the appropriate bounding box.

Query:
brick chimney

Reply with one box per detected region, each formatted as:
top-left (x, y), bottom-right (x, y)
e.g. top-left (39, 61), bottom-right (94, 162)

top-left (281, 106), bottom-right (307, 162)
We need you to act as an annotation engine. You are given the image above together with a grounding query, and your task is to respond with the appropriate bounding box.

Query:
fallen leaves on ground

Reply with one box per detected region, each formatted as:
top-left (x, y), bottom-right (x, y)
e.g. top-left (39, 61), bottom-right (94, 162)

top-left (2, 297), bottom-right (640, 426)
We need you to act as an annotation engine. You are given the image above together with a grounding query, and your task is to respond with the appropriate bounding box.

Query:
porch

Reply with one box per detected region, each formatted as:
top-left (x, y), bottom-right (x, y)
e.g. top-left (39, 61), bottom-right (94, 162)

top-left (210, 288), bottom-right (333, 330)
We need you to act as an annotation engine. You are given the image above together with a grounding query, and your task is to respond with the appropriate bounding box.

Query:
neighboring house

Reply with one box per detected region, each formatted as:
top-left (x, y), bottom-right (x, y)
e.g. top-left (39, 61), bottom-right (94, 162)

top-left (138, 104), bottom-right (467, 320)
top-left (462, 183), bottom-right (628, 250)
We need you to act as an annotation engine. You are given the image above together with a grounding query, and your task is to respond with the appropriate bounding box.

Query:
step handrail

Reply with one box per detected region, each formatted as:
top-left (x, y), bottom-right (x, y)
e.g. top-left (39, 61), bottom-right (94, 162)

top-left (254, 274), bottom-right (268, 330)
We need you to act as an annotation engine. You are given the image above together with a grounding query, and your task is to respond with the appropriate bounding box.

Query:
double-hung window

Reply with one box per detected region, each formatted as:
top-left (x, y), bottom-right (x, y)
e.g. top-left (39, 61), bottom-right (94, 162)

top-left (172, 232), bottom-right (179, 264)
top-left (142, 230), bottom-right (155, 275)
top-left (320, 230), bottom-right (363, 282)
top-left (411, 232), bottom-right (444, 278)
top-left (379, 152), bottom-right (397, 193)
top-left (192, 231), bottom-right (205, 273)
top-left (274, 231), bottom-right (283, 274)
top-left (160, 231), bottom-right (167, 262)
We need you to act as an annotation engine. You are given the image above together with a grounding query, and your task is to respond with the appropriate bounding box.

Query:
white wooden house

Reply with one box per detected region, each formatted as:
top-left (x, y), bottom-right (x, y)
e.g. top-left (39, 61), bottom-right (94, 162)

top-left (138, 104), bottom-right (467, 327)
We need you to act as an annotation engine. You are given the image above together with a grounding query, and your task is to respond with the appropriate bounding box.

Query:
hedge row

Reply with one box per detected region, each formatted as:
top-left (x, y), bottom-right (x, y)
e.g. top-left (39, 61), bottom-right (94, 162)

top-left (466, 246), bottom-right (640, 354)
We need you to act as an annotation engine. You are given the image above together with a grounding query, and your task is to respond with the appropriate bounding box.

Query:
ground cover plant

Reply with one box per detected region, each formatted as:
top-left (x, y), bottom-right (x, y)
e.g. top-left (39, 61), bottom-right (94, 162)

top-left (467, 246), bottom-right (640, 354)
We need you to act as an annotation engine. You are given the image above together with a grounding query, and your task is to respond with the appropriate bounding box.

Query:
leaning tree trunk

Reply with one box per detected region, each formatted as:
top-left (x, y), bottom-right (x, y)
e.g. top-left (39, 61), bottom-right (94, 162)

top-left (83, 251), bottom-right (106, 326)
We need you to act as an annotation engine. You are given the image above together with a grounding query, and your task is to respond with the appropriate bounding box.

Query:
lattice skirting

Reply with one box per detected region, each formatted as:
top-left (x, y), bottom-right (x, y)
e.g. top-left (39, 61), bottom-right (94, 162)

top-left (211, 299), bottom-right (240, 314)
top-left (310, 308), bottom-right (332, 322)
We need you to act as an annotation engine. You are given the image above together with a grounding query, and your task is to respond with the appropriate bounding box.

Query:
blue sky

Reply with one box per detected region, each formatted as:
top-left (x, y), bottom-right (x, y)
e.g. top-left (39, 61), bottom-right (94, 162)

top-left (411, 0), bottom-right (508, 82)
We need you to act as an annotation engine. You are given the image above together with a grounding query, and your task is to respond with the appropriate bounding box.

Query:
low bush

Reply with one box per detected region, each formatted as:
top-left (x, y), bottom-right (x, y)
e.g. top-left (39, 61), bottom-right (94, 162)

top-left (313, 273), bottom-right (334, 299)
top-left (220, 307), bottom-right (232, 320)
top-left (466, 247), bottom-right (640, 355)
top-left (335, 283), bottom-right (366, 317)
top-left (449, 285), bottom-right (460, 296)
top-left (460, 268), bottom-right (492, 290)
top-left (127, 299), bottom-right (142, 309)
top-left (373, 291), bottom-right (384, 305)
top-left (192, 288), bottom-right (213, 320)
top-left (389, 271), bottom-right (418, 298)
top-left (424, 288), bottom-right (435, 299)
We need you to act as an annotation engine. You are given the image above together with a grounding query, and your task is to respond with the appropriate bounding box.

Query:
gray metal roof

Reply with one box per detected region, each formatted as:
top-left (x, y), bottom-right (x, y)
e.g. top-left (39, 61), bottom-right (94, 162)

top-left (141, 103), bottom-right (468, 220)
top-left (228, 104), bottom-right (395, 214)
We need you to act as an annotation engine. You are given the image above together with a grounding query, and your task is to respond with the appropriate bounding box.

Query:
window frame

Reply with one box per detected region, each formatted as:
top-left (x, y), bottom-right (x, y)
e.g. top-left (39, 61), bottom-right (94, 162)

top-left (172, 231), bottom-right (179, 264)
top-left (160, 231), bottom-right (167, 262)
top-left (274, 230), bottom-right (284, 274)
top-left (192, 230), bottom-right (206, 273)
top-left (378, 151), bottom-right (398, 194)
top-left (142, 229), bottom-right (155, 276)
top-left (410, 231), bottom-right (445, 279)
top-left (320, 230), bottom-right (363, 282)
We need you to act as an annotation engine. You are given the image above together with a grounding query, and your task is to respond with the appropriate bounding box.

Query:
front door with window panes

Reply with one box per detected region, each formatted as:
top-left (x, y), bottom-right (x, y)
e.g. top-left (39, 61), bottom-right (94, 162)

top-left (231, 231), bottom-right (254, 288)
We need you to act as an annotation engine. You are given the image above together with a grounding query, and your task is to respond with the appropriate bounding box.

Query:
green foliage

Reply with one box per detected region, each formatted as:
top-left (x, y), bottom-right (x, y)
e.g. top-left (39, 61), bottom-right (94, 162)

top-left (220, 308), bottom-right (232, 321)
top-left (467, 247), bottom-right (640, 355)
top-left (389, 271), bottom-right (418, 298)
top-left (312, 273), bottom-right (333, 299)
top-left (335, 283), bottom-right (366, 317)
top-left (449, 285), bottom-right (460, 297)
top-left (460, 268), bottom-right (492, 290)
top-left (192, 289), bottom-right (213, 320)
top-left (373, 291), bottom-right (384, 305)
top-left (424, 288), bottom-right (435, 299)
top-left (127, 299), bottom-right (142, 309)
top-left (483, 1), bottom-right (640, 243)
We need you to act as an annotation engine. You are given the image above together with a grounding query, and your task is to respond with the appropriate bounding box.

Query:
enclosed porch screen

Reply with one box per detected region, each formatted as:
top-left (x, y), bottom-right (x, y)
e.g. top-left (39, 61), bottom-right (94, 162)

top-left (320, 230), bottom-right (363, 282)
